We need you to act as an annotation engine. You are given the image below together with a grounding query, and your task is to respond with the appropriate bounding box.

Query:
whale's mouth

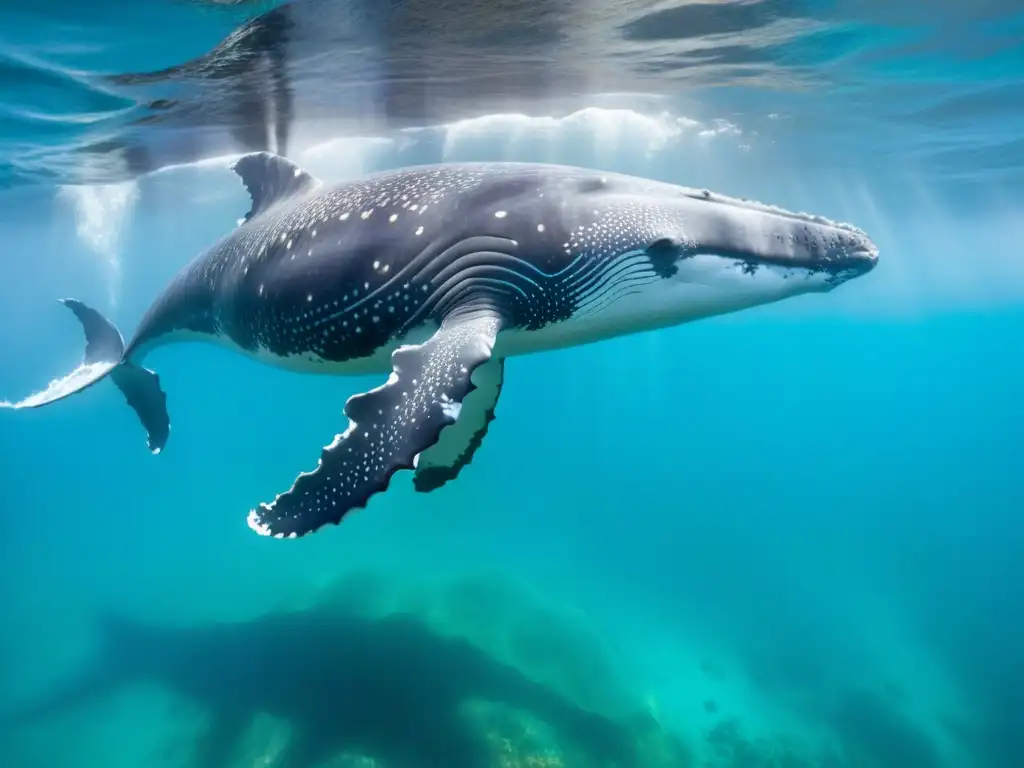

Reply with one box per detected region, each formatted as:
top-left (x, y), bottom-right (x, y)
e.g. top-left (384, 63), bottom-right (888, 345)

top-left (683, 242), bottom-right (879, 285)
top-left (771, 244), bottom-right (878, 280)
top-left (836, 247), bottom-right (880, 274)
top-left (814, 247), bottom-right (879, 287)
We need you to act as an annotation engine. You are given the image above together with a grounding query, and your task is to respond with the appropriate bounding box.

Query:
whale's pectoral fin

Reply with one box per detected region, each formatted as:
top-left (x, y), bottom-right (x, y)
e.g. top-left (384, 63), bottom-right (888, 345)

top-left (412, 357), bottom-right (503, 493)
top-left (248, 307), bottom-right (504, 538)
top-left (232, 151), bottom-right (321, 223)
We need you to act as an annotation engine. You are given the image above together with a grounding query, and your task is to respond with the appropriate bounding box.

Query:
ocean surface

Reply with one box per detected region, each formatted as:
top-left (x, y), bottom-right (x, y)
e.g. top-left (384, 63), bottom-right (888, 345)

top-left (1, 1), bottom-right (1022, 767)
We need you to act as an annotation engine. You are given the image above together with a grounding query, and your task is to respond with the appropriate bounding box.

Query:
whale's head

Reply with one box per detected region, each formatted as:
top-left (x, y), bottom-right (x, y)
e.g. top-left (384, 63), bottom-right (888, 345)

top-left (554, 171), bottom-right (879, 327)
top-left (656, 184), bottom-right (879, 291)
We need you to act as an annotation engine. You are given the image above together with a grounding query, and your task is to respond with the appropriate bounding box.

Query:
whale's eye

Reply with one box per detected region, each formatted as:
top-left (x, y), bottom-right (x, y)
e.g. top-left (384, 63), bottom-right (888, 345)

top-left (647, 237), bottom-right (678, 255)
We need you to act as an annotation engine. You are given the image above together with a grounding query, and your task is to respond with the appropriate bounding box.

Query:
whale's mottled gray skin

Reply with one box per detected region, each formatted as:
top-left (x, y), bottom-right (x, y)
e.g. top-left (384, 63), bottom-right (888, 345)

top-left (2, 153), bottom-right (878, 539)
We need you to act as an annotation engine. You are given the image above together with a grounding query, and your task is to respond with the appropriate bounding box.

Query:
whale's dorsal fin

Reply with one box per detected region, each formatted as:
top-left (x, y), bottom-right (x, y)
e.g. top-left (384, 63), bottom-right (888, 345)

top-left (231, 152), bottom-right (320, 223)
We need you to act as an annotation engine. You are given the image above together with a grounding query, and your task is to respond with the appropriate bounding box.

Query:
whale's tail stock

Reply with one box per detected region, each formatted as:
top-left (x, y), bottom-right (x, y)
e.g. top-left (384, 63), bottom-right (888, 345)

top-left (0, 298), bottom-right (170, 453)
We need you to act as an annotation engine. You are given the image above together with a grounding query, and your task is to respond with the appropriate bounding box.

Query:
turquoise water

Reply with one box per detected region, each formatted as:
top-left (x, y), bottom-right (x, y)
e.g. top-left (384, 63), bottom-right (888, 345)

top-left (2, 2), bottom-right (1023, 767)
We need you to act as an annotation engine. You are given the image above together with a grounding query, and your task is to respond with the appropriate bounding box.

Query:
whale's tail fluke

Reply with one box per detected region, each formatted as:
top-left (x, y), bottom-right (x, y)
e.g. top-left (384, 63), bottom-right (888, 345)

top-left (0, 299), bottom-right (170, 453)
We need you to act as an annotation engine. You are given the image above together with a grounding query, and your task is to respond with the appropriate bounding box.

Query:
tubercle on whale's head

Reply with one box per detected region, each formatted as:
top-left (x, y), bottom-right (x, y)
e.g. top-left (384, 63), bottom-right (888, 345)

top-left (572, 171), bottom-right (879, 296)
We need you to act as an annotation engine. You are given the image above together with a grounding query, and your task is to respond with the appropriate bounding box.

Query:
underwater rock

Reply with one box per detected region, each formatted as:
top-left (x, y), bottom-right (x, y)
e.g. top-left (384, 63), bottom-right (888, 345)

top-left (7, 575), bottom-right (691, 768)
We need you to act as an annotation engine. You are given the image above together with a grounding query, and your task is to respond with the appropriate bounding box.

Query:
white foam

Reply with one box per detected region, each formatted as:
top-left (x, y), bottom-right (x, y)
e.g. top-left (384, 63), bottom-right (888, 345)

top-left (297, 136), bottom-right (394, 181)
top-left (434, 107), bottom-right (717, 160)
top-left (698, 118), bottom-right (743, 140)
top-left (216, 106), bottom-right (745, 185)
top-left (58, 181), bottom-right (138, 308)
top-left (124, 106), bottom-right (745, 191)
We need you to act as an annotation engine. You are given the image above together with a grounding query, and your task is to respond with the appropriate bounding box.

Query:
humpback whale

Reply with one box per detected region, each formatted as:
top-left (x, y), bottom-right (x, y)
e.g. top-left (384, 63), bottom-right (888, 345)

top-left (2, 153), bottom-right (878, 538)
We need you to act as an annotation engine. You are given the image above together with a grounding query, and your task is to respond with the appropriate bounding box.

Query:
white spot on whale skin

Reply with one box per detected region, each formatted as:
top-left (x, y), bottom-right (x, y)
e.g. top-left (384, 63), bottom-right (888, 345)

top-left (326, 421), bottom-right (359, 450)
top-left (494, 210), bottom-right (507, 218)
top-left (439, 395), bottom-right (462, 421)
top-left (537, 224), bottom-right (545, 232)
top-left (389, 214), bottom-right (398, 223)
top-left (340, 212), bottom-right (350, 221)
top-left (415, 226), bottom-right (424, 236)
